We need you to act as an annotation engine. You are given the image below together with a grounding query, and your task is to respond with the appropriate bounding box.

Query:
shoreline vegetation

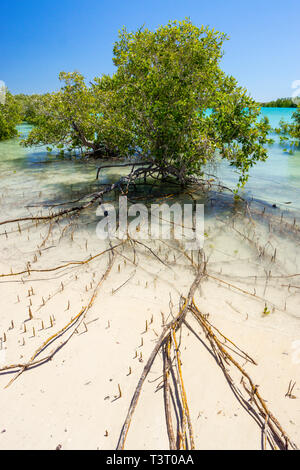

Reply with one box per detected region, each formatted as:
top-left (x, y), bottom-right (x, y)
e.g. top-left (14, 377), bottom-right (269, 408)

top-left (0, 19), bottom-right (300, 450)
top-left (2, 19), bottom-right (274, 191)
top-left (259, 98), bottom-right (297, 108)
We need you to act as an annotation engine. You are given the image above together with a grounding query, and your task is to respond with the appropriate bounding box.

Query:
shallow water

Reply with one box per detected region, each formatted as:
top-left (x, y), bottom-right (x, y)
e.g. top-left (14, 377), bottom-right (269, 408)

top-left (208, 108), bottom-right (300, 211)
top-left (1, 109), bottom-right (299, 213)
top-left (1, 109), bottom-right (300, 452)
top-left (0, 109), bottom-right (300, 336)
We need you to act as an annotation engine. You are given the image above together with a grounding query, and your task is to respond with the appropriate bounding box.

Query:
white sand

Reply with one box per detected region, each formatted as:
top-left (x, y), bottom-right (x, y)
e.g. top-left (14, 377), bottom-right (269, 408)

top-left (0, 204), bottom-right (300, 450)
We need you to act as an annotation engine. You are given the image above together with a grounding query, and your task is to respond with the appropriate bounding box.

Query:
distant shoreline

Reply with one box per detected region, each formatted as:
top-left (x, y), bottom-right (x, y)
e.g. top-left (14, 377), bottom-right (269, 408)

top-left (259, 97), bottom-right (297, 108)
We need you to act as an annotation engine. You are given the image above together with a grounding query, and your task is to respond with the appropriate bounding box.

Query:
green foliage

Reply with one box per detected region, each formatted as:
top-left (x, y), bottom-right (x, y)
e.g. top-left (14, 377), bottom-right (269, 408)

top-left (14, 93), bottom-right (46, 124)
top-left (22, 72), bottom-right (121, 156)
top-left (259, 97), bottom-right (297, 108)
top-left (106, 19), bottom-right (271, 186)
top-left (22, 73), bottom-right (96, 152)
top-left (262, 305), bottom-right (271, 316)
top-left (23, 19), bottom-right (272, 187)
top-left (0, 91), bottom-right (22, 141)
top-left (275, 105), bottom-right (300, 152)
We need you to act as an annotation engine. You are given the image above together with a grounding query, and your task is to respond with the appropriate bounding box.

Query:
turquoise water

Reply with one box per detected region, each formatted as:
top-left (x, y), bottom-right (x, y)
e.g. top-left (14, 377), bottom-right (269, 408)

top-left (0, 108), bottom-right (299, 214)
top-left (208, 108), bottom-right (300, 211)
top-left (260, 107), bottom-right (296, 128)
top-left (1, 108), bottom-right (300, 336)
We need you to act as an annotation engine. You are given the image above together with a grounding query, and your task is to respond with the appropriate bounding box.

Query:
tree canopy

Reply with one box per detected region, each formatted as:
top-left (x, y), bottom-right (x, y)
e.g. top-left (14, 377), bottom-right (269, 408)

top-left (276, 105), bottom-right (300, 152)
top-left (14, 93), bottom-right (46, 124)
top-left (0, 91), bottom-right (22, 141)
top-left (23, 19), bottom-right (272, 188)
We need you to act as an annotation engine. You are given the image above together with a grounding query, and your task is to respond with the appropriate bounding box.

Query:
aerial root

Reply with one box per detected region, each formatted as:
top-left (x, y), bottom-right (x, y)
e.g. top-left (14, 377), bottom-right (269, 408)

top-left (0, 178), bottom-right (299, 449)
top-left (116, 264), bottom-right (297, 450)
top-left (0, 242), bottom-right (123, 278)
top-left (0, 243), bottom-right (117, 388)
top-left (170, 326), bottom-right (195, 449)
top-left (116, 268), bottom-right (204, 450)
top-left (189, 301), bottom-right (298, 450)
top-left (162, 336), bottom-right (176, 449)
top-left (0, 164), bottom-right (157, 229)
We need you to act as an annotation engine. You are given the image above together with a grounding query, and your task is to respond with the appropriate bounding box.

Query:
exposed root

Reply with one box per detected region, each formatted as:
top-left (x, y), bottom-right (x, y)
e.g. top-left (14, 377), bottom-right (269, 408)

top-left (189, 301), bottom-right (298, 450)
top-left (0, 243), bottom-right (117, 387)
top-left (116, 267), bottom-right (205, 450)
top-left (0, 173), bottom-right (299, 450)
top-left (0, 242), bottom-right (123, 278)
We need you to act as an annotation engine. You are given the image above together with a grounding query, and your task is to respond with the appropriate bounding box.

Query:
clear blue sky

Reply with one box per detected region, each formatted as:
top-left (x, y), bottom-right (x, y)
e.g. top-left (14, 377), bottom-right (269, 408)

top-left (1, 0), bottom-right (300, 101)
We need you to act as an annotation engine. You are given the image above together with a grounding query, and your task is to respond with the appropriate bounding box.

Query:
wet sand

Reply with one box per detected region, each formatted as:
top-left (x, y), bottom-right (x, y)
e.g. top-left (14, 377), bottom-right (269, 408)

top-left (0, 196), bottom-right (300, 449)
top-left (0, 120), bottom-right (300, 449)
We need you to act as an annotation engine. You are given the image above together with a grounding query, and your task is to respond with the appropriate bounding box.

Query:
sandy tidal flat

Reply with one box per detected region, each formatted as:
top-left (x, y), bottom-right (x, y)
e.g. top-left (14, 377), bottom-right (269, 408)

top-left (0, 194), bottom-right (300, 450)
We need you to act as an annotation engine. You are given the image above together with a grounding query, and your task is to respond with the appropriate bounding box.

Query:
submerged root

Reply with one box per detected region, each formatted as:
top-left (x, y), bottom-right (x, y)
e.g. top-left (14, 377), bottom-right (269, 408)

top-left (0, 243), bottom-right (117, 387)
top-left (0, 177), bottom-right (299, 450)
top-left (117, 284), bottom-right (297, 450)
top-left (189, 301), bottom-right (298, 450)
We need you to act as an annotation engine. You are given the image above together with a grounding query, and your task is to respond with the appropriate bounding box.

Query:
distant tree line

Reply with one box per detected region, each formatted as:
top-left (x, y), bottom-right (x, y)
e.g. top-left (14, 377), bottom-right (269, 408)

top-left (0, 92), bottom-right (47, 141)
top-left (0, 91), bottom-right (22, 141)
top-left (259, 97), bottom-right (297, 108)
top-left (14, 93), bottom-right (46, 124)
